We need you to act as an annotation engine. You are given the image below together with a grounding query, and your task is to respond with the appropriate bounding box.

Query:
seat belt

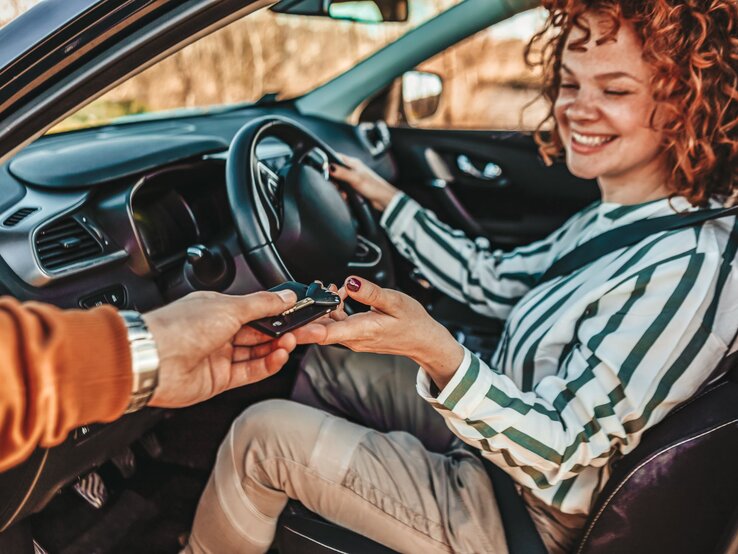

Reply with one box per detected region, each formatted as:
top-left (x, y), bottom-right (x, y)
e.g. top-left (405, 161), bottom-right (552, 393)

top-left (476, 452), bottom-right (549, 554)
top-left (478, 203), bottom-right (738, 554)
top-left (537, 205), bottom-right (738, 286)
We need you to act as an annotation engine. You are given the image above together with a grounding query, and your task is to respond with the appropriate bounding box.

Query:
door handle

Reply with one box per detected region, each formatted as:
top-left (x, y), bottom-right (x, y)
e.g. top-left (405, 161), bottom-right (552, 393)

top-left (456, 155), bottom-right (505, 182)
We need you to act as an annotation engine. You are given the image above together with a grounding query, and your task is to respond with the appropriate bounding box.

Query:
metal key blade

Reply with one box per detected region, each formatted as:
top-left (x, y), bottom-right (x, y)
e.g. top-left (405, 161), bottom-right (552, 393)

top-left (281, 297), bottom-right (315, 316)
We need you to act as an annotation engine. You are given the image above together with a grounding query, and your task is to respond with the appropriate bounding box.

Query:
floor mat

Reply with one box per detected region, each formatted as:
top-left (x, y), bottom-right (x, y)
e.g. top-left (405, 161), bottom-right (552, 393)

top-left (32, 460), bottom-right (208, 554)
top-left (61, 490), bottom-right (157, 554)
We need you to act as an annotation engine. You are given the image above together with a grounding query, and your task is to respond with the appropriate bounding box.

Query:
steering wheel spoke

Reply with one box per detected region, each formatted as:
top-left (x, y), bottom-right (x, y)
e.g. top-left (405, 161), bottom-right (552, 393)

top-left (255, 161), bottom-right (282, 233)
top-left (348, 234), bottom-right (383, 268)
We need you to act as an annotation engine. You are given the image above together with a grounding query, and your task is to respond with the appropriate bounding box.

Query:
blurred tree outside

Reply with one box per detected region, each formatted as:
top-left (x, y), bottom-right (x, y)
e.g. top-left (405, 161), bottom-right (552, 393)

top-left (410, 8), bottom-right (549, 130)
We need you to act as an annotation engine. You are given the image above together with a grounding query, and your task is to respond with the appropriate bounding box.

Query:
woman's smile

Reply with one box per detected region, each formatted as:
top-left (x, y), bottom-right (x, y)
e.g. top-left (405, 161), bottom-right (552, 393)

top-left (570, 130), bottom-right (618, 152)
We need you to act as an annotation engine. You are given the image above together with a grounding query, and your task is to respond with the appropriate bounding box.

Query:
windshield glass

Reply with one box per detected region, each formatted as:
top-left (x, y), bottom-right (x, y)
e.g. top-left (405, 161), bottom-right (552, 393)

top-left (0, 0), bottom-right (37, 26)
top-left (48, 0), bottom-right (461, 134)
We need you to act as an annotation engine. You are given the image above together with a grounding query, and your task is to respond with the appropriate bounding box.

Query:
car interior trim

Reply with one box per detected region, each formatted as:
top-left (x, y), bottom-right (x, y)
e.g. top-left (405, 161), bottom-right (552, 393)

top-left (282, 525), bottom-right (349, 554)
top-left (8, 134), bottom-right (228, 188)
top-left (0, 187), bottom-right (91, 287)
top-left (0, 450), bottom-right (48, 534)
top-left (0, 0), bottom-right (273, 164)
top-left (0, 0), bottom-right (165, 119)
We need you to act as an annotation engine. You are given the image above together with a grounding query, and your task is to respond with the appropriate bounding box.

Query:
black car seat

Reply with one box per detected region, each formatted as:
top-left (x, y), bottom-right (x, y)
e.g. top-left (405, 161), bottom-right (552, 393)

top-left (276, 363), bottom-right (738, 554)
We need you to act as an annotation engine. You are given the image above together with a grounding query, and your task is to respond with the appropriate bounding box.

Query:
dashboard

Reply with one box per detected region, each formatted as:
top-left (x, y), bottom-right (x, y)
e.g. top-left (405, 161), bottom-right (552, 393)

top-left (0, 106), bottom-right (397, 530)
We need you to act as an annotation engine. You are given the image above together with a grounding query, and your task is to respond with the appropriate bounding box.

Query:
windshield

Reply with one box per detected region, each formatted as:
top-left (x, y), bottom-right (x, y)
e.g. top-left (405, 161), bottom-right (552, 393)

top-left (0, 0), bottom-right (36, 26)
top-left (48, 0), bottom-right (462, 134)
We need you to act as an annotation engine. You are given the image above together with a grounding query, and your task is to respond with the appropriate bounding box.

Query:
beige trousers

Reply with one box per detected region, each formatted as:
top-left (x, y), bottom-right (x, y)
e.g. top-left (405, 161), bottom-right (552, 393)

top-left (185, 347), bottom-right (581, 553)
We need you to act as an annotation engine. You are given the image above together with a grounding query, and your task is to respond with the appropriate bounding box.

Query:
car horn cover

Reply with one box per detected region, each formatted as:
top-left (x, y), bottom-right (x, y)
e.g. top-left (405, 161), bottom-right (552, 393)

top-left (275, 163), bottom-right (357, 284)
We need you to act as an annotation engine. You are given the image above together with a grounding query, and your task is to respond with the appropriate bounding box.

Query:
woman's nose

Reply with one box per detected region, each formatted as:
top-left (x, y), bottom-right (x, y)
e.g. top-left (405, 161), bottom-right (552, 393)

top-left (565, 92), bottom-right (600, 122)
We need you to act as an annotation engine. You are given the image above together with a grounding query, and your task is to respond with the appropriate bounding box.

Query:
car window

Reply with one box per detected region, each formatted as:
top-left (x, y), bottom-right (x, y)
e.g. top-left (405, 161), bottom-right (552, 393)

top-left (396, 8), bottom-right (549, 131)
top-left (47, 1), bottom-right (461, 134)
top-left (0, 0), bottom-right (37, 27)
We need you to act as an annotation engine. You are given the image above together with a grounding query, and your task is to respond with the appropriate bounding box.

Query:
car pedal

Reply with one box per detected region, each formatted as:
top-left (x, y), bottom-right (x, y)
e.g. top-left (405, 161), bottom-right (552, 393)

top-left (140, 431), bottom-right (163, 459)
top-left (111, 446), bottom-right (136, 478)
top-left (33, 540), bottom-right (49, 554)
top-left (73, 471), bottom-right (108, 509)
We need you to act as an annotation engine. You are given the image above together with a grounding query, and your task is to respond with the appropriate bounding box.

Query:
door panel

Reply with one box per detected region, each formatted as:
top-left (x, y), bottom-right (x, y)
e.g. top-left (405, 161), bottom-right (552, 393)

top-left (389, 127), bottom-right (600, 248)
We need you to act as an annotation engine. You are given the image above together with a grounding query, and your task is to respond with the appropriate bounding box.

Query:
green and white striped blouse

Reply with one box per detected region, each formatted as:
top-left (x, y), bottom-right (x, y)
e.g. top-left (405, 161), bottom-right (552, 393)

top-left (380, 192), bottom-right (738, 515)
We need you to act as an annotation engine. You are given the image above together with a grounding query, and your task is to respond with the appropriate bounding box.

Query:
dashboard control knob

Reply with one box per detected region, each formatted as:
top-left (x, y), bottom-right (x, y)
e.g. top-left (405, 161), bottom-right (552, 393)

top-left (184, 243), bottom-right (235, 291)
top-left (187, 244), bottom-right (211, 264)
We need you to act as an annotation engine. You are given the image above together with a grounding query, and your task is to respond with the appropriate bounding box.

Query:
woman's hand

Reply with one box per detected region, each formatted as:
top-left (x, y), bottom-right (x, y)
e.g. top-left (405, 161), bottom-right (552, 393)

top-left (329, 154), bottom-right (400, 211)
top-left (295, 277), bottom-right (465, 390)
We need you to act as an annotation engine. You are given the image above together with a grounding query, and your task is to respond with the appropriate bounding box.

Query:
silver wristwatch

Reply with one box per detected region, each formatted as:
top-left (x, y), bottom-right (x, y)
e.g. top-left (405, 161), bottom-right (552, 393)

top-left (119, 310), bottom-right (160, 413)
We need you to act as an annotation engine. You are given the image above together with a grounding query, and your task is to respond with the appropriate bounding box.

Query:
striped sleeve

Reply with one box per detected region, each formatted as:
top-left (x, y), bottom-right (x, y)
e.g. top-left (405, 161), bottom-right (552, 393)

top-left (417, 250), bottom-right (731, 490)
top-left (380, 193), bottom-right (578, 320)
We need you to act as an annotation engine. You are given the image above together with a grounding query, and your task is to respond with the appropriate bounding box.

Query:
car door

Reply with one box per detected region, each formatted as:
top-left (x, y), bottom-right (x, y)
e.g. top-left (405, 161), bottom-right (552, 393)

top-left (388, 127), bottom-right (598, 249)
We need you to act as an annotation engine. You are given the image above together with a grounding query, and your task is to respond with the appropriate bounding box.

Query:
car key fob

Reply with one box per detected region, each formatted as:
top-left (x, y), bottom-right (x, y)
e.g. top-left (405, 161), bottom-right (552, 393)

top-left (248, 280), bottom-right (341, 337)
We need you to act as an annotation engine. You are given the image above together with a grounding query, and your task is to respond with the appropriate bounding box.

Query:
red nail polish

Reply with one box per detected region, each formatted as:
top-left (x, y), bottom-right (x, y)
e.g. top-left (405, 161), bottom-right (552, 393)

top-left (346, 277), bottom-right (361, 292)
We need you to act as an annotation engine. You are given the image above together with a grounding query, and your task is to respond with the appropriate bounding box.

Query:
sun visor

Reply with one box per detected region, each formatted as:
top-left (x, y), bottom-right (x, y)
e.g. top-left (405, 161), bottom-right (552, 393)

top-left (9, 134), bottom-right (228, 188)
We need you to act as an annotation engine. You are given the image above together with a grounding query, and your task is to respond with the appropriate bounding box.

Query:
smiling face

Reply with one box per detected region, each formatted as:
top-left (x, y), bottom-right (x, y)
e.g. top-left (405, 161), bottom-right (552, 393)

top-left (553, 12), bottom-right (670, 204)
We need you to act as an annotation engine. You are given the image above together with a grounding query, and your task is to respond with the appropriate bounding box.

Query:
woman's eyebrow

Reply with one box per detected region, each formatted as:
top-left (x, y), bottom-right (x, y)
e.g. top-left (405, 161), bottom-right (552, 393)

top-left (560, 64), bottom-right (643, 83)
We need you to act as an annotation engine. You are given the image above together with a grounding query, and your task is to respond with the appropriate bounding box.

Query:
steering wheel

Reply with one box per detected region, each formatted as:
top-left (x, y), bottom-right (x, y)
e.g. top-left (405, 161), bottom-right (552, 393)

top-left (226, 115), bottom-right (394, 289)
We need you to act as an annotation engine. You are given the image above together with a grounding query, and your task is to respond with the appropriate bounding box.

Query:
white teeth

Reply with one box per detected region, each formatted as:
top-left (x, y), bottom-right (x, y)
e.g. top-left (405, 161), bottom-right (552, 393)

top-left (572, 132), bottom-right (615, 146)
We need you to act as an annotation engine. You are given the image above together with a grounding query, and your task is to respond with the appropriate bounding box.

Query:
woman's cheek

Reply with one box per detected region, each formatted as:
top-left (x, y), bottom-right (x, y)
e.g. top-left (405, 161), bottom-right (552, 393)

top-left (553, 100), bottom-right (570, 139)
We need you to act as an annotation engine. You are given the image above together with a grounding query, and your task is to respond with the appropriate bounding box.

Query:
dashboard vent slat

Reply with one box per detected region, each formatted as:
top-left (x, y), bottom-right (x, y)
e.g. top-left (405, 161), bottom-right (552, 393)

top-left (3, 207), bottom-right (39, 227)
top-left (34, 218), bottom-right (103, 271)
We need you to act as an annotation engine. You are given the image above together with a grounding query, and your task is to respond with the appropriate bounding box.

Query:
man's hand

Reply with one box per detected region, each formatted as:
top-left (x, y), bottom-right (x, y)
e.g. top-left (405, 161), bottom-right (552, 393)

top-left (294, 277), bottom-right (464, 389)
top-left (142, 289), bottom-right (300, 409)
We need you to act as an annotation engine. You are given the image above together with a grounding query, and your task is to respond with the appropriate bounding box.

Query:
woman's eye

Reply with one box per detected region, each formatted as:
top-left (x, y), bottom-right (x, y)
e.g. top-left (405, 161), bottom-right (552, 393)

top-left (560, 83), bottom-right (578, 90)
top-left (604, 89), bottom-right (632, 96)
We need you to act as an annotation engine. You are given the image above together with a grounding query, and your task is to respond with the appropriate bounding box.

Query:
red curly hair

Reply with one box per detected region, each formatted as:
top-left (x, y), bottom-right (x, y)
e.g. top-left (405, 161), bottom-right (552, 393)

top-left (526, 0), bottom-right (738, 206)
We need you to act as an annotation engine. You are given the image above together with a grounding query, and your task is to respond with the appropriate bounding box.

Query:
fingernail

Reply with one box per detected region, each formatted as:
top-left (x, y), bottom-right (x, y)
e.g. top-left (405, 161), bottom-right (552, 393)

top-left (329, 164), bottom-right (337, 172)
top-left (346, 277), bottom-right (361, 292)
top-left (276, 290), bottom-right (296, 302)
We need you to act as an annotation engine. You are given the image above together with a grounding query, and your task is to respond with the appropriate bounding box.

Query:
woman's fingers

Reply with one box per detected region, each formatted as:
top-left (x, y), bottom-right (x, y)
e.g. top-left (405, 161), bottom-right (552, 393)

top-left (319, 311), bottom-right (380, 345)
top-left (291, 322), bottom-right (329, 344)
top-left (342, 276), bottom-right (403, 315)
top-left (329, 162), bottom-right (358, 187)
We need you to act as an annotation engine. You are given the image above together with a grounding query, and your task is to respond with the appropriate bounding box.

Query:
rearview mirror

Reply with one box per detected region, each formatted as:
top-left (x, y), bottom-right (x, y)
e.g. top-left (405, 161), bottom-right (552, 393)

top-left (271, 0), bottom-right (409, 23)
top-left (402, 71), bottom-right (443, 122)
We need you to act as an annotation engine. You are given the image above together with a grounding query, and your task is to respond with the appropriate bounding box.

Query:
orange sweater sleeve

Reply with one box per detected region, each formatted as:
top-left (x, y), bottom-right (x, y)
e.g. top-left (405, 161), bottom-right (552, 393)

top-left (0, 298), bottom-right (132, 473)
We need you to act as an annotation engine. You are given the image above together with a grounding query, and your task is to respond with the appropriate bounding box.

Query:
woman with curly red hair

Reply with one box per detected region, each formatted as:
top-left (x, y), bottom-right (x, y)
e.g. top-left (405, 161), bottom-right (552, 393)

top-left (185, 2), bottom-right (738, 553)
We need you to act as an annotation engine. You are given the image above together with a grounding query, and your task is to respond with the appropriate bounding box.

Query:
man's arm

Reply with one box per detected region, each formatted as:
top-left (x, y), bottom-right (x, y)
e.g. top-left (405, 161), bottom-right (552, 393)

top-left (0, 289), bottom-right (308, 473)
top-left (0, 299), bottom-right (131, 472)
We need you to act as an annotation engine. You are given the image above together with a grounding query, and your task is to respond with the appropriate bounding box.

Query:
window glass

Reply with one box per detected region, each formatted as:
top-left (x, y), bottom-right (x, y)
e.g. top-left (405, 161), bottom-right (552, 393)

top-left (0, 0), bottom-right (38, 27)
top-left (403, 8), bottom-right (549, 131)
top-left (48, 1), bottom-right (461, 134)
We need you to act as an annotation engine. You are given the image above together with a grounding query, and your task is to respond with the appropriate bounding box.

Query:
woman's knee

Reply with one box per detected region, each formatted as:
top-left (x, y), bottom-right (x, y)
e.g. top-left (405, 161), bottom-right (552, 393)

top-left (227, 399), bottom-right (331, 469)
top-left (225, 399), bottom-right (373, 487)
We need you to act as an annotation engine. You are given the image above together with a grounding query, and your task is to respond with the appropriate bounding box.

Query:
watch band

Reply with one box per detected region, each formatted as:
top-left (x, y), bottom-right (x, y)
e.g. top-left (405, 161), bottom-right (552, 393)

top-left (119, 310), bottom-right (160, 413)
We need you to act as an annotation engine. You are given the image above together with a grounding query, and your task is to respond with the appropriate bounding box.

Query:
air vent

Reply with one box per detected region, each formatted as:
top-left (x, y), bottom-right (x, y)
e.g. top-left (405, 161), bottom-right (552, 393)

top-left (3, 207), bottom-right (38, 227)
top-left (34, 218), bottom-right (103, 271)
